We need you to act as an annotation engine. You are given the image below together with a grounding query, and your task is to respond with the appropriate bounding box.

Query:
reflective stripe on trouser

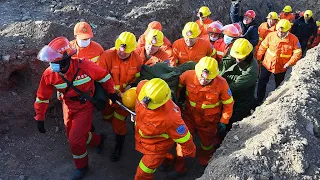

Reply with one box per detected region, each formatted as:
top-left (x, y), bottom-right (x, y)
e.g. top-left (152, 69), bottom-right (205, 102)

top-left (112, 107), bottom-right (129, 135)
top-left (102, 102), bottom-right (114, 123)
top-left (135, 154), bottom-right (170, 180)
top-left (63, 102), bottom-right (101, 169)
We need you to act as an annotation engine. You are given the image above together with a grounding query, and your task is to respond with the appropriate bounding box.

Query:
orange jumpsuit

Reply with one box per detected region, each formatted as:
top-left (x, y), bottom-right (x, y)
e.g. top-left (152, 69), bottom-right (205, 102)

top-left (137, 34), bottom-right (174, 60)
top-left (279, 12), bottom-right (295, 23)
top-left (254, 22), bottom-right (277, 58)
top-left (97, 48), bottom-right (142, 135)
top-left (256, 32), bottom-right (302, 74)
top-left (172, 38), bottom-right (216, 65)
top-left (175, 70), bottom-right (234, 170)
top-left (214, 38), bottom-right (233, 63)
top-left (134, 80), bottom-right (196, 180)
top-left (34, 59), bottom-right (115, 169)
top-left (196, 18), bottom-right (214, 39)
top-left (135, 47), bottom-right (175, 67)
top-left (70, 40), bottom-right (104, 63)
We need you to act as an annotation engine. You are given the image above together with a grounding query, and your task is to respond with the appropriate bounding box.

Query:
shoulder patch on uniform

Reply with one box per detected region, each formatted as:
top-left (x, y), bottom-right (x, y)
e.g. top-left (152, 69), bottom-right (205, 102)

top-left (176, 125), bottom-right (187, 135)
top-left (297, 42), bottom-right (301, 48)
top-left (228, 88), bottom-right (232, 96)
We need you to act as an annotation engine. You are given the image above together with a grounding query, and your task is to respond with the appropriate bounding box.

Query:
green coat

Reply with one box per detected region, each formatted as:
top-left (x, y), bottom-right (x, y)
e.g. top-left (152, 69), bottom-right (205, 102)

top-left (219, 54), bottom-right (258, 122)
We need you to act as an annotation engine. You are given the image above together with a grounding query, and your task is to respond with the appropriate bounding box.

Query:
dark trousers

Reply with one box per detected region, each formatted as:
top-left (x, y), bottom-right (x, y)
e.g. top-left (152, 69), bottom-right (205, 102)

top-left (257, 66), bottom-right (286, 104)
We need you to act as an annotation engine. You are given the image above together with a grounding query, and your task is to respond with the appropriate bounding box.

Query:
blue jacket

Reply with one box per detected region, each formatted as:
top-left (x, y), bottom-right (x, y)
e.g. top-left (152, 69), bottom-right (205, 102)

top-left (230, 3), bottom-right (259, 47)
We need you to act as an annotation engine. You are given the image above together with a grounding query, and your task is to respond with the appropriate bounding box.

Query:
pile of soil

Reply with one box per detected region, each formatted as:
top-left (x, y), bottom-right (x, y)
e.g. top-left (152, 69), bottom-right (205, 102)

top-left (199, 46), bottom-right (320, 180)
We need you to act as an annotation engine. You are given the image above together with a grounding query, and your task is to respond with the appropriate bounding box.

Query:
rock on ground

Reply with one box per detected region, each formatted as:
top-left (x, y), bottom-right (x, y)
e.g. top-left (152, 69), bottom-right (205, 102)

top-left (198, 46), bottom-right (320, 180)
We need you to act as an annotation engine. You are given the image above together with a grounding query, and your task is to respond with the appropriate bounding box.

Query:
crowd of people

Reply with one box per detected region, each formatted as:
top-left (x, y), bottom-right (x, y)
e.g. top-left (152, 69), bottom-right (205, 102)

top-left (33, 1), bottom-right (319, 180)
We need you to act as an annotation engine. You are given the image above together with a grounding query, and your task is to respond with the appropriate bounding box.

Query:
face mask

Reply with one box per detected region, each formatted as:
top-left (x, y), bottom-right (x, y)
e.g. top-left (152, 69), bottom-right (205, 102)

top-left (210, 36), bottom-right (219, 42)
top-left (49, 62), bottom-right (61, 72)
top-left (76, 38), bottom-right (91, 48)
top-left (224, 35), bottom-right (233, 45)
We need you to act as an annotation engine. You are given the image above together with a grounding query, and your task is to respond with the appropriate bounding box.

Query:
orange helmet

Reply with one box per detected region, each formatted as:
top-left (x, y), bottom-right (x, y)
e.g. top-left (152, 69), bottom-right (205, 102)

top-left (144, 21), bottom-right (163, 35)
top-left (207, 21), bottom-right (224, 34)
top-left (74, 22), bottom-right (93, 39)
top-left (222, 24), bottom-right (241, 37)
top-left (244, 10), bottom-right (256, 19)
top-left (37, 36), bottom-right (77, 62)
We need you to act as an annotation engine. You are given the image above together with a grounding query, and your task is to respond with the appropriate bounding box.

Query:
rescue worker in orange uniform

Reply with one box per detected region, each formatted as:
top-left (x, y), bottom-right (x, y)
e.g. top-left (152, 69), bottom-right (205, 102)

top-left (134, 78), bottom-right (196, 180)
top-left (214, 24), bottom-right (241, 63)
top-left (137, 21), bottom-right (174, 59)
top-left (169, 57), bottom-right (234, 178)
top-left (70, 22), bottom-right (104, 63)
top-left (136, 29), bottom-right (175, 66)
top-left (203, 21), bottom-right (224, 47)
top-left (173, 22), bottom-right (216, 65)
top-left (196, 6), bottom-right (214, 38)
top-left (256, 19), bottom-right (302, 105)
top-left (34, 37), bottom-right (118, 180)
top-left (279, 5), bottom-right (295, 23)
top-left (97, 31), bottom-right (143, 162)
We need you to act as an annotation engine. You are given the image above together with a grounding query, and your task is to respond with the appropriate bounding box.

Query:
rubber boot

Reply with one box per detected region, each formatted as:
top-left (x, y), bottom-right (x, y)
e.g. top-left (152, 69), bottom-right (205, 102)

top-left (71, 166), bottom-right (88, 180)
top-left (110, 134), bottom-right (125, 162)
top-left (96, 134), bottom-right (106, 154)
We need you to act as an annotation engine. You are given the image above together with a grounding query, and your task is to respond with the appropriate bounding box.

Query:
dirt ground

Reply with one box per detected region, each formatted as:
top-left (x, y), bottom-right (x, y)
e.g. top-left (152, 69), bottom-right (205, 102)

top-left (0, 0), bottom-right (319, 180)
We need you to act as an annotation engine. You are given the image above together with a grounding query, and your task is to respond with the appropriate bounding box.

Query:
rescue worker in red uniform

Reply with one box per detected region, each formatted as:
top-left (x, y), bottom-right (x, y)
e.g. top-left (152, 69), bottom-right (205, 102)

top-left (169, 57), bottom-right (234, 178)
top-left (214, 24), bottom-right (241, 63)
top-left (311, 21), bottom-right (320, 48)
top-left (196, 6), bottom-right (214, 38)
top-left (279, 5), bottom-right (295, 23)
top-left (202, 21), bottom-right (224, 47)
top-left (136, 29), bottom-right (175, 66)
top-left (134, 78), bottom-right (196, 180)
top-left (97, 31), bottom-right (143, 162)
top-left (34, 37), bottom-right (118, 180)
top-left (70, 22), bottom-right (104, 63)
top-left (173, 22), bottom-right (216, 65)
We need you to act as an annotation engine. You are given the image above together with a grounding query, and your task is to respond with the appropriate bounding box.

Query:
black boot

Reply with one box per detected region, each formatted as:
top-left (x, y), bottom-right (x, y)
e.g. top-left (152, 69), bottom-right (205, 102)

top-left (96, 134), bottom-right (106, 154)
top-left (71, 166), bottom-right (88, 180)
top-left (110, 134), bottom-right (125, 162)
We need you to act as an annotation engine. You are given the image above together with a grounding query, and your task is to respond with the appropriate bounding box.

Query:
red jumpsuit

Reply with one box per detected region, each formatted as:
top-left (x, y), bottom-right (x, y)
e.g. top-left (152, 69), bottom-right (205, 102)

top-left (214, 38), bottom-right (233, 63)
top-left (134, 80), bottom-right (196, 180)
top-left (34, 59), bottom-right (115, 169)
top-left (97, 48), bottom-right (142, 135)
top-left (70, 40), bottom-right (104, 63)
top-left (175, 70), bottom-right (234, 171)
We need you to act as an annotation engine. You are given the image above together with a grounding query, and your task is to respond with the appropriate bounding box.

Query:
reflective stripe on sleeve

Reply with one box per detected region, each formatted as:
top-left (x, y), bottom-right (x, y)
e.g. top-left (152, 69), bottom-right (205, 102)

top-left (98, 74), bottom-right (111, 83)
top-left (217, 51), bottom-right (224, 56)
top-left (35, 97), bottom-right (49, 104)
top-left (135, 72), bottom-right (140, 78)
top-left (200, 143), bottom-right (213, 151)
top-left (114, 112), bottom-right (126, 121)
top-left (139, 159), bottom-right (156, 174)
top-left (90, 56), bottom-right (100, 63)
top-left (201, 102), bottom-right (221, 109)
top-left (210, 48), bottom-right (217, 56)
top-left (293, 49), bottom-right (302, 54)
top-left (261, 42), bottom-right (268, 48)
top-left (221, 97), bottom-right (234, 105)
top-left (173, 131), bottom-right (191, 144)
top-left (178, 83), bottom-right (184, 88)
top-left (54, 82), bottom-right (67, 89)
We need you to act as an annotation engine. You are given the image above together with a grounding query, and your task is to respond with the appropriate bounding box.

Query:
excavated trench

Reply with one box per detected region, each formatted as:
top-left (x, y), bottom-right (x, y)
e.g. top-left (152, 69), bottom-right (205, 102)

top-left (0, 0), bottom-right (319, 179)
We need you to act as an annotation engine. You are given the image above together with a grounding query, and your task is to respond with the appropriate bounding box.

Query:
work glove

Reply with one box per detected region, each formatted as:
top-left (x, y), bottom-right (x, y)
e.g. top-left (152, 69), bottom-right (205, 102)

top-left (109, 93), bottom-right (120, 103)
top-left (37, 121), bottom-right (46, 133)
top-left (217, 122), bottom-right (227, 136)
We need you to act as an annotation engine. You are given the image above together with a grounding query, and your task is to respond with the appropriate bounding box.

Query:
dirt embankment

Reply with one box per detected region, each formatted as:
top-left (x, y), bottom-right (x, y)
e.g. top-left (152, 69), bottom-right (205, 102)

top-left (199, 45), bottom-right (320, 180)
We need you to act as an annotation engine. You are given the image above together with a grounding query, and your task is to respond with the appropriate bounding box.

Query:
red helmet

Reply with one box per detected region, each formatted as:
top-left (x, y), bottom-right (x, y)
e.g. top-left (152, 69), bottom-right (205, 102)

top-left (222, 24), bottom-right (241, 37)
top-left (244, 10), bottom-right (256, 19)
top-left (207, 21), bottom-right (224, 34)
top-left (233, 23), bottom-right (243, 35)
top-left (37, 36), bottom-right (77, 62)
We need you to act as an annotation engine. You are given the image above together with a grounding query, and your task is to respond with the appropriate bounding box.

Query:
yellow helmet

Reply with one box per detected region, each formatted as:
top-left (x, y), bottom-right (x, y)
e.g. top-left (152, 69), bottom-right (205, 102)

top-left (195, 57), bottom-right (219, 80)
top-left (122, 87), bottom-right (137, 111)
top-left (145, 29), bottom-right (164, 47)
top-left (276, 19), bottom-right (291, 32)
top-left (266, 12), bottom-right (279, 20)
top-left (316, 21), bottom-right (320, 27)
top-left (198, 6), bottom-right (211, 17)
top-left (182, 22), bottom-right (201, 38)
top-left (230, 38), bottom-right (253, 59)
top-left (138, 78), bottom-right (171, 110)
top-left (282, 5), bottom-right (292, 13)
top-left (115, 31), bottom-right (137, 53)
top-left (304, 10), bottom-right (313, 17)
